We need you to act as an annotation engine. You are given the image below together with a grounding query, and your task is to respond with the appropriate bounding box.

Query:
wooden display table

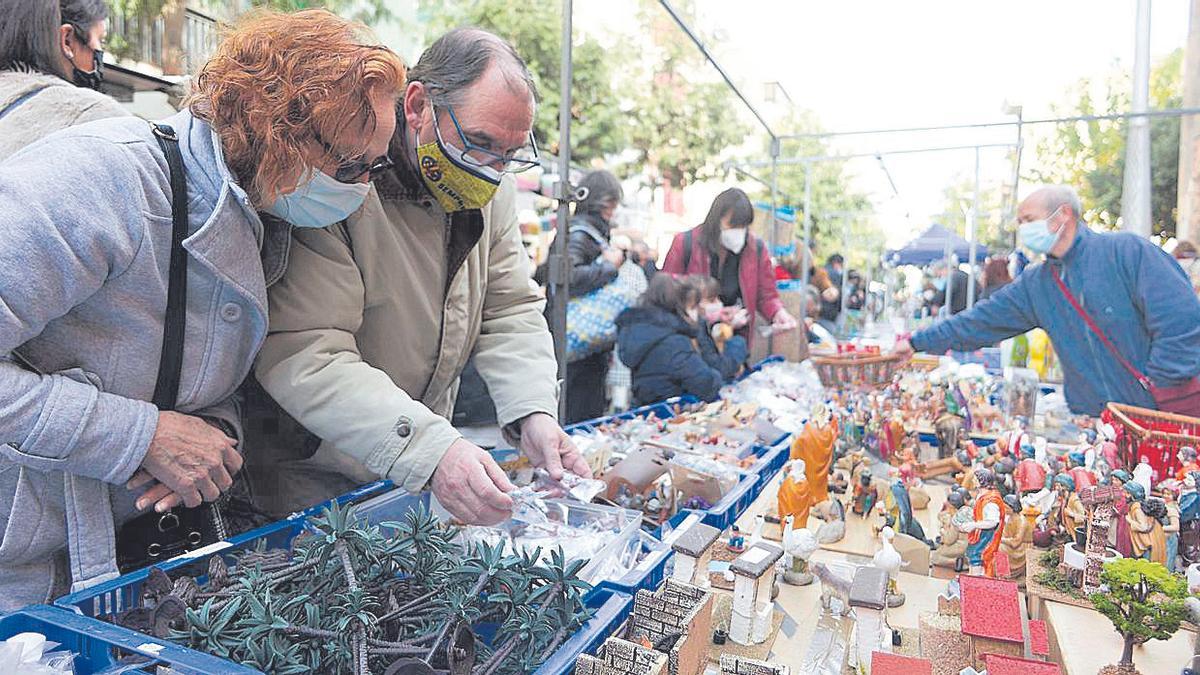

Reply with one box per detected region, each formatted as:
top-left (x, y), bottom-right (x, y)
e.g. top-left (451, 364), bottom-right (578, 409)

top-left (1043, 598), bottom-right (1194, 674)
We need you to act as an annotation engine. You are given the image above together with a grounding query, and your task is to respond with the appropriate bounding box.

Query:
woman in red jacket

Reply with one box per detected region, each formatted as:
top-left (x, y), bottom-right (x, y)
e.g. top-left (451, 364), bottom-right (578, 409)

top-left (661, 187), bottom-right (798, 346)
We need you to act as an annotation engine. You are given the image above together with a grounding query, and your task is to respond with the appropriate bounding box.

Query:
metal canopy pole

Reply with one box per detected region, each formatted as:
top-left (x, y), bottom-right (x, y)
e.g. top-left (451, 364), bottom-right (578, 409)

top-left (837, 213), bottom-right (851, 335)
top-left (967, 145), bottom-right (980, 309)
top-left (549, 0), bottom-right (574, 420)
top-left (800, 161), bottom-right (812, 291)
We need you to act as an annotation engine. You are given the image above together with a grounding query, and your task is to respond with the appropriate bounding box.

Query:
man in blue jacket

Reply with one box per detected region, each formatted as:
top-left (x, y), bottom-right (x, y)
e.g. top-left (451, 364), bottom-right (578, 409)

top-left (895, 185), bottom-right (1200, 416)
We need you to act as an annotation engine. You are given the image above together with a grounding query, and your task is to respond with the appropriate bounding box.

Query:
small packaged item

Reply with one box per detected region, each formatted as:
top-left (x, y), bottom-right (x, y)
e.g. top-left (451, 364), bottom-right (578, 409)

top-left (0, 632), bottom-right (75, 674)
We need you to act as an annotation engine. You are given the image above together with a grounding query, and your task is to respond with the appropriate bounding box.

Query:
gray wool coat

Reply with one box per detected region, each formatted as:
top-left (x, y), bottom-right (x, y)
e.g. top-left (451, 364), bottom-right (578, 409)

top-left (0, 108), bottom-right (281, 609)
top-left (0, 69), bottom-right (129, 162)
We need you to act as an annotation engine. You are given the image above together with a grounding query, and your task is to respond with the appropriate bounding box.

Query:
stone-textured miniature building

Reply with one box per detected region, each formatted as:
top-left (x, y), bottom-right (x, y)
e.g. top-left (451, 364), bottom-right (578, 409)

top-left (960, 575), bottom-right (1024, 666)
top-left (869, 651), bottom-right (932, 675)
top-left (576, 637), bottom-right (668, 675)
top-left (729, 543), bottom-right (784, 646)
top-left (1079, 485), bottom-right (1119, 593)
top-left (671, 520), bottom-right (720, 585)
top-left (982, 653), bottom-right (1063, 675)
top-left (849, 566), bottom-right (891, 673)
top-left (626, 579), bottom-right (714, 675)
top-left (718, 654), bottom-right (790, 675)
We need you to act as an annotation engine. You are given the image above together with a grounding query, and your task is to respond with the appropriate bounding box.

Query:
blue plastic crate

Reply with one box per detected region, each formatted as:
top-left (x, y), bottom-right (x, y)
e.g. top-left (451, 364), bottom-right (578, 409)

top-left (291, 478), bottom-right (394, 520)
top-left (532, 587), bottom-right (633, 675)
top-left (565, 395), bottom-right (701, 434)
top-left (750, 442), bottom-right (790, 488)
top-left (0, 604), bottom-right (258, 674)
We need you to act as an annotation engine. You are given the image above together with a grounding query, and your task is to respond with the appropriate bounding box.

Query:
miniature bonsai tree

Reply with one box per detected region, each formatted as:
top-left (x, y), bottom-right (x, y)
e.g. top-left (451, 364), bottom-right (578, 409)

top-left (1089, 557), bottom-right (1188, 675)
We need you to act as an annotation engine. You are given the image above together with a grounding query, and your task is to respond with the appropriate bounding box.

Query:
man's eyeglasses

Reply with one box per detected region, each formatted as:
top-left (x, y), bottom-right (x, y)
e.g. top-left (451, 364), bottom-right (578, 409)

top-left (316, 134), bottom-right (395, 184)
top-left (432, 103), bottom-right (540, 174)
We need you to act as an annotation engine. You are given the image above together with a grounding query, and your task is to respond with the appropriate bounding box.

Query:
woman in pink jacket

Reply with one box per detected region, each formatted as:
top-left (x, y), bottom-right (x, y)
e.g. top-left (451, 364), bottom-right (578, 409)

top-left (661, 187), bottom-right (798, 347)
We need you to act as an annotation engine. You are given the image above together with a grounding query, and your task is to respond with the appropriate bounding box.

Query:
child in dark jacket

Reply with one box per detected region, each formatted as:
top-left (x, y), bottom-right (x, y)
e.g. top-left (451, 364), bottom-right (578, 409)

top-left (616, 275), bottom-right (748, 406)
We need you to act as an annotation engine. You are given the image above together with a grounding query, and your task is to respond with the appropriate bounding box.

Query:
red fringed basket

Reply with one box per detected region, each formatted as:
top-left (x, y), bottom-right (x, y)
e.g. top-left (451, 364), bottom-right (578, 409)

top-left (1103, 402), bottom-right (1200, 479)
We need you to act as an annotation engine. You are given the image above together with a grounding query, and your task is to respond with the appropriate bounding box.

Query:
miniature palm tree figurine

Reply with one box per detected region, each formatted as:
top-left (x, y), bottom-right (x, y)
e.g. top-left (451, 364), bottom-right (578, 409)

top-left (1091, 558), bottom-right (1188, 675)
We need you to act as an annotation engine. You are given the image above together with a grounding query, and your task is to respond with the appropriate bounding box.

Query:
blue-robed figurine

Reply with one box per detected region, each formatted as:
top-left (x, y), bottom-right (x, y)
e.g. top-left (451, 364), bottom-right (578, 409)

top-left (886, 476), bottom-right (930, 546)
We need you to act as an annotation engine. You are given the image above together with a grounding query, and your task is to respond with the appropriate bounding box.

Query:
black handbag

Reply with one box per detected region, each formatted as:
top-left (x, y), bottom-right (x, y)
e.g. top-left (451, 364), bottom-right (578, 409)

top-left (114, 123), bottom-right (229, 572)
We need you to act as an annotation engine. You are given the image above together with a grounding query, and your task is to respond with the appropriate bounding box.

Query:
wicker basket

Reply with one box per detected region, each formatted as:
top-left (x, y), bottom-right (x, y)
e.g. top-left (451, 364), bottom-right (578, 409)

top-left (810, 352), bottom-right (906, 391)
top-left (1104, 402), bottom-right (1200, 476)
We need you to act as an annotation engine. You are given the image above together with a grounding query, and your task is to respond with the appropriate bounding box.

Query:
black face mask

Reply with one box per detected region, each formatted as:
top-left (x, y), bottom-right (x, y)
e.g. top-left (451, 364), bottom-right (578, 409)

top-left (69, 49), bottom-right (104, 91)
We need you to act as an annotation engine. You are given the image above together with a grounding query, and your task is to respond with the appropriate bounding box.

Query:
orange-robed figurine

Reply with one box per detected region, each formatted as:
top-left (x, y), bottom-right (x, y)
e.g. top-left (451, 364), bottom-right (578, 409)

top-left (960, 468), bottom-right (1006, 577)
top-left (777, 458), bottom-right (812, 526)
top-left (791, 402), bottom-right (837, 506)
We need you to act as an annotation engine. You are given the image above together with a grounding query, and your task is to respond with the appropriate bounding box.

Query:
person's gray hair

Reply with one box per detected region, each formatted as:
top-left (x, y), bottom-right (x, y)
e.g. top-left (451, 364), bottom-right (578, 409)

top-left (409, 28), bottom-right (538, 107)
top-left (1037, 185), bottom-right (1084, 220)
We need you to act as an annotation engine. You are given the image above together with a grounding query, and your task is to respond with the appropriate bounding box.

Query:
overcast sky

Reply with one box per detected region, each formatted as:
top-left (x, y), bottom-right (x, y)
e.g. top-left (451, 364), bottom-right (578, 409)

top-left (579, 0), bottom-right (1192, 247)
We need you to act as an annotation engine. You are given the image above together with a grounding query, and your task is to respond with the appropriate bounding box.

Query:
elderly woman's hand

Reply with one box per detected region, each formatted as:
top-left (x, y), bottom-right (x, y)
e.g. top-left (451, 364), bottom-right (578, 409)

top-left (128, 413), bottom-right (242, 512)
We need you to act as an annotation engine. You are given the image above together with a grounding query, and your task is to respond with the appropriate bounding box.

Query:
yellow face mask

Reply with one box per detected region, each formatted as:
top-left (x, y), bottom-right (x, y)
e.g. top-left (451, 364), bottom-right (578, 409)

top-left (415, 136), bottom-right (502, 212)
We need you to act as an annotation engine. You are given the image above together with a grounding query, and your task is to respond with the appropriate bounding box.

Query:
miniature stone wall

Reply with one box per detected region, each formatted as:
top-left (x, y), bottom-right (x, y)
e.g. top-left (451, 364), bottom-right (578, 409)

top-left (718, 653), bottom-right (790, 675)
top-left (576, 637), bottom-right (667, 675)
top-left (628, 580), bottom-right (714, 675)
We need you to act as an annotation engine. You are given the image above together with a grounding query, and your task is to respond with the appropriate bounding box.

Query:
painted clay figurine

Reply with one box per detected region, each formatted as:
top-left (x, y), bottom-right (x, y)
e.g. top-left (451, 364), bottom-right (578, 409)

top-left (999, 493), bottom-right (1031, 580)
top-left (882, 474), bottom-right (930, 546)
top-left (727, 524), bottom-right (745, 553)
top-left (932, 490), bottom-right (968, 571)
top-left (1178, 446), bottom-right (1200, 481)
top-left (1125, 483), bottom-right (1167, 565)
top-left (791, 403), bottom-right (837, 506)
top-left (777, 458), bottom-right (812, 528)
top-left (852, 473), bottom-right (878, 516)
top-left (873, 526), bottom-right (906, 607)
top-left (1014, 442), bottom-right (1048, 495)
top-left (813, 498), bottom-right (847, 544)
top-left (1132, 455), bottom-right (1154, 496)
top-left (782, 514), bottom-right (819, 586)
top-left (960, 467), bottom-right (1006, 577)
top-left (1067, 451), bottom-right (1098, 493)
top-left (1111, 469), bottom-right (1134, 558)
top-left (1164, 486), bottom-right (1182, 572)
top-left (1053, 474), bottom-right (1087, 540)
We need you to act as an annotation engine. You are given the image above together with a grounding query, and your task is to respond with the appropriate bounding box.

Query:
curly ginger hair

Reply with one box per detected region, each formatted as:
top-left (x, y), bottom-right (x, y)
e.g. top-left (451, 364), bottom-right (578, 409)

top-left (185, 9), bottom-right (406, 205)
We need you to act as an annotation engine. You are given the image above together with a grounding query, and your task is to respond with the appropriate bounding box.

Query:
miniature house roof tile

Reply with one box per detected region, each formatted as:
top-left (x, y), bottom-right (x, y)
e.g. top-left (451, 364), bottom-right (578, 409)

top-left (849, 566), bottom-right (889, 610)
top-left (983, 654), bottom-right (1063, 675)
top-left (869, 651), bottom-right (932, 675)
top-left (1028, 619), bottom-right (1049, 657)
top-left (959, 575), bottom-right (1023, 643)
top-left (671, 521), bottom-right (721, 558)
top-left (731, 543), bottom-right (783, 578)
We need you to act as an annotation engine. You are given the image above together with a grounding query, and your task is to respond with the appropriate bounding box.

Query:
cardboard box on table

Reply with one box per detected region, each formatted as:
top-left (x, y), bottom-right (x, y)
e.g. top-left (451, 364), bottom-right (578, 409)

top-left (749, 288), bottom-right (810, 364)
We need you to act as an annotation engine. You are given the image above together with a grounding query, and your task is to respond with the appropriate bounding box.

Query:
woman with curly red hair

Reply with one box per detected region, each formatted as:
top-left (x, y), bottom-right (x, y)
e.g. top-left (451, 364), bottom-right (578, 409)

top-left (0, 9), bottom-right (404, 608)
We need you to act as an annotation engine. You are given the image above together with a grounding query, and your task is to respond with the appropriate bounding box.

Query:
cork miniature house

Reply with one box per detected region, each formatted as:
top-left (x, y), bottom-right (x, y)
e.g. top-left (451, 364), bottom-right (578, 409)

top-left (576, 637), bottom-right (668, 675)
top-left (729, 543), bottom-right (784, 646)
top-left (718, 654), bottom-right (790, 675)
top-left (625, 579), bottom-right (714, 675)
top-left (848, 565), bottom-right (892, 673)
top-left (670, 520), bottom-right (721, 585)
top-left (917, 585), bottom-right (972, 675)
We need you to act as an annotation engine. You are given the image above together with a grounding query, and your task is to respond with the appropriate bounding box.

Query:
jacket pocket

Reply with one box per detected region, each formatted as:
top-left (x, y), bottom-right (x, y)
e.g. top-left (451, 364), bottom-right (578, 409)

top-left (0, 463), bottom-right (62, 566)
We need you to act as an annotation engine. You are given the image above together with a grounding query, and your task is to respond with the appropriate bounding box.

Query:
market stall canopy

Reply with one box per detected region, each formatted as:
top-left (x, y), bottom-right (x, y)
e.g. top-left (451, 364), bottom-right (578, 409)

top-left (885, 223), bottom-right (988, 267)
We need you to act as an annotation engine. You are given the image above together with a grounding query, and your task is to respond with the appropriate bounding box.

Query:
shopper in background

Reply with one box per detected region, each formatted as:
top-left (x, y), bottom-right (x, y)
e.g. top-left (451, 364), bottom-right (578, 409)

top-left (980, 255), bottom-right (1013, 301)
top-left (0, 0), bottom-right (128, 161)
top-left (254, 28), bottom-right (589, 527)
top-left (616, 275), bottom-right (744, 405)
top-left (1174, 240), bottom-right (1200, 296)
top-left (630, 239), bottom-right (659, 281)
top-left (895, 185), bottom-right (1200, 417)
top-left (818, 253), bottom-right (845, 326)
top-left (0, 8), bottom-right (405, 609)
top-left (661, 187), bottom-right (798, 346)
top-left (536, 169), bottom-right (626, 423)
top-left (928, 259), bottom-right (980, 315)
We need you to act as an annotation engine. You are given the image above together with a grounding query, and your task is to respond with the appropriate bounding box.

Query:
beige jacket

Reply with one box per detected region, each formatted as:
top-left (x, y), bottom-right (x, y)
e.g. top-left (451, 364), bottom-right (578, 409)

top-left (255, 157), bottom-right (559, 495)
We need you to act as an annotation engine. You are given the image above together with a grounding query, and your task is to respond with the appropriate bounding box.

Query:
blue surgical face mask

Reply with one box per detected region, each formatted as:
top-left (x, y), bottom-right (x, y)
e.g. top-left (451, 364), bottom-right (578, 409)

top-left (264, 169), bottom-right (371, 228)
top-left (1019, 206), bottom-right (1064, 255)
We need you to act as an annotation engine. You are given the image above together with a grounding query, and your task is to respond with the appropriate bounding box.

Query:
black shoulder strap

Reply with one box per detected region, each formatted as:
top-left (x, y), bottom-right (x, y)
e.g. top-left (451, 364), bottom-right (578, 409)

top-left (683, 230), bottom-right (693, 271)
top-left (150, 123), bottom-right (189, 411)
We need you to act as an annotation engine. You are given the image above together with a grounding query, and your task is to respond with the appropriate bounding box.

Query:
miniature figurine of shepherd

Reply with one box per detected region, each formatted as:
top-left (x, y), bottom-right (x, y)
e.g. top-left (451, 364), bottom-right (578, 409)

top-left (960, 467), bottom-right (1006, 577)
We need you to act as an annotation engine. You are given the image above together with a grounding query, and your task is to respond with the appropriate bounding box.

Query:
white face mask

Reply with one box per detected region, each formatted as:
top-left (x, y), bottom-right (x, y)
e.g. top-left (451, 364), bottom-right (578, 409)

top-left (720, 227), bottom-right (747, 254)
top-left (686, 308), bottom-right (700, 323)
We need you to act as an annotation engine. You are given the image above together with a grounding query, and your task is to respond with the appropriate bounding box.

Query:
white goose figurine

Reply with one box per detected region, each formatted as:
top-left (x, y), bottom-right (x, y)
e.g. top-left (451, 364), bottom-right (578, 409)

top-left (781, 514), bottom-right (819, 585)
top-left (872, 526), bottom-right (903, 577)
top-left (748, 513), bottom-right (766, 550)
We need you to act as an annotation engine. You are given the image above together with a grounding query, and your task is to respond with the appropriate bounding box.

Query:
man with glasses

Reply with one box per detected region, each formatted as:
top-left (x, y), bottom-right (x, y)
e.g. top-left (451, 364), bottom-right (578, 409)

top-left (250, 28), bottom-right (588, 525)
top-left (894, 185), bottom-right (1200, 417)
